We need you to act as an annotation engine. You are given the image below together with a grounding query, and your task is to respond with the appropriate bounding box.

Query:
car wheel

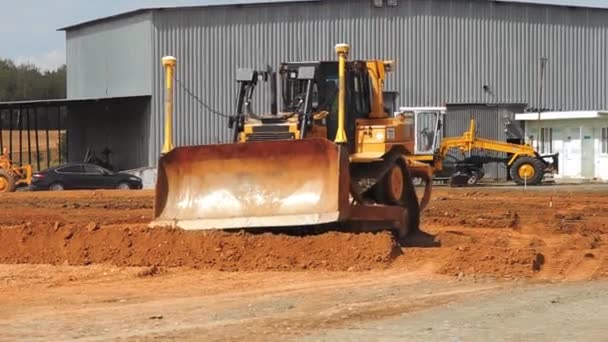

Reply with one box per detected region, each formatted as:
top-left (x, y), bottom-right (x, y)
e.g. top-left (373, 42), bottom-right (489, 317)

top-left (49, 183), bottom-right (64, 191)
top-left (117, 182), bottom-right (131, 190)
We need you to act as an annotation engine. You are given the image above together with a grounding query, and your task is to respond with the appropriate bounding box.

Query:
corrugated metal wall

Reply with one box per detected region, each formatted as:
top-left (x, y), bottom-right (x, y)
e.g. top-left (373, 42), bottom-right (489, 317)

top-left (145, 0), bottom-right (608, 165)
top-left (66, 12), bottom-right (153, 99)
top-left (445, 103), bottom-right (527, 179)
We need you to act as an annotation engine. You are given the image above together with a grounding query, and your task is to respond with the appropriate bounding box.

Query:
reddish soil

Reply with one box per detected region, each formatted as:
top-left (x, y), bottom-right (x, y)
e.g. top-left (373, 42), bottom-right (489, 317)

top-left (0, 190), bottom-right (152, 226)
top-left (0, 224), bottom-right (399, 271)
top-left (417, 187), bottom-right (608, 280)
top-left (0, 186), bottom-right (607, 279)
top-left (1, 185), bottom-right (608, 340)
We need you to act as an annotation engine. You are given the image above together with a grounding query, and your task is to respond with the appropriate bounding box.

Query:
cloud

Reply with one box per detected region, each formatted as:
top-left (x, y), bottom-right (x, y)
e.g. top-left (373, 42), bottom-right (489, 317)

top-left (14, 50), bottom-right (66, 72)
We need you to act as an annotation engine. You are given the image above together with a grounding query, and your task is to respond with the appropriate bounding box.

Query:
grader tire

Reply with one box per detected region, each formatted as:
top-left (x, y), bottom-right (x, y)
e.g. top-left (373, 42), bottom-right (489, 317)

top-left (0, 169), bottom-right (17, 193)
top-left (510, 156), bottom-right (545, 185)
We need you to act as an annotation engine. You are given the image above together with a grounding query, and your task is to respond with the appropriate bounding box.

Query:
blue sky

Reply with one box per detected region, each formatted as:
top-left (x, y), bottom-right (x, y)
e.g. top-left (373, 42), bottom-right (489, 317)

top-left (0, 0), bottom-right (607, 71)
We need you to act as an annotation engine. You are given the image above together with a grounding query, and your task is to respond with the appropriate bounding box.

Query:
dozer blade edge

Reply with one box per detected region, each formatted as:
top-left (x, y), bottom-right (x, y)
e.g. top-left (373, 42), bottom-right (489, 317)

top-left (150, 138), bottom-right (351, 230)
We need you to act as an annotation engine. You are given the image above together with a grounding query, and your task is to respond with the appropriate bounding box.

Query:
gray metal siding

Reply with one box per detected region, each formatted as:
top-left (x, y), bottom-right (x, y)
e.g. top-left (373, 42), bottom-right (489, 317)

top-left (145, 0), bottom-right (608, 165)
top-left (66, 12), bottom-right (153, 99)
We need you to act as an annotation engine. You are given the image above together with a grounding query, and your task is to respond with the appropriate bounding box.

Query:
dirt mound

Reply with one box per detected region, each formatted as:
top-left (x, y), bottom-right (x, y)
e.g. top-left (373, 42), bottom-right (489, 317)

top-left (0, 224), bottom-right (401, 271)
top-left (1, 187), bottom-right (608, 280)
top-left (438, 247), bottom-right (545, 278)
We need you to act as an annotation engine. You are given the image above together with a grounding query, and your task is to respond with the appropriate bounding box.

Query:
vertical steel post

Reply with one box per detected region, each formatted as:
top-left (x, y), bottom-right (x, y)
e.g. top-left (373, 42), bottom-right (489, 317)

top-left (161, 56), bottom-right (177, 155)
top-left (334, 43), bottom-right (350, 144)
top-left (9, 109), bottom-right (13, 161)
top-left (45, 107), bottom-right (50, 168)
top-left (57, 106), bottom-right (62, 164)
top-left (19, 108), bottom-right (23, 165)
top-left (0, 110), bottom-right (3, 153)
top-left (34, 107), bottom-right (40, 171)
top-left (27, 107), bottom-right (32, 165)
top-left (538, 57), bottom-right (548, 121)
top-left (64, 106), bottom-right (68, 164)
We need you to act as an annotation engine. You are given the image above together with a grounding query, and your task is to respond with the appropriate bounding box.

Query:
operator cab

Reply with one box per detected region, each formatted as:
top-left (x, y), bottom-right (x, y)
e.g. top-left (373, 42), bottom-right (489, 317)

top-left (395, 107), bottom-right (446, 156)
top-left (231, 60), bottom-right (384, 146)
top-left (280, 61), bottom-right (377, 141)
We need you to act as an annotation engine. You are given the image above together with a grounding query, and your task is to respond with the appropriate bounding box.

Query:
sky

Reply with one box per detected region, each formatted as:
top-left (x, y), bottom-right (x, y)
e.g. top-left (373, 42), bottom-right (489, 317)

top-left (0, 0), bottom-right (607, 71)
top-left (0, 0), bottom-right (282, 71)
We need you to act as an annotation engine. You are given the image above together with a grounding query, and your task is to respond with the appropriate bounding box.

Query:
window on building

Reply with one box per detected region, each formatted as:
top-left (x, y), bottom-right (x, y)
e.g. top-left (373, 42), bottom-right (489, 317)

top-left (602, 127), bottom-right (608, 155)
top-left (539, 127), bottom-right (553, 154)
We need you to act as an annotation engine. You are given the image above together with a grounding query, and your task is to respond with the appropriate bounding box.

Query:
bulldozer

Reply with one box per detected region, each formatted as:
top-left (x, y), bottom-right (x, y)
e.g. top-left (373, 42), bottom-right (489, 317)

top-left (150, 44), bottom-right (434, 239)
top-left (0, 148), bottom-right (32, 193)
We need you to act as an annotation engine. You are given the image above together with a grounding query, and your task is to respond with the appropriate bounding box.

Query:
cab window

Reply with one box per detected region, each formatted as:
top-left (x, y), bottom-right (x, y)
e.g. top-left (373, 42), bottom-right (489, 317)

top-left (348, 69), bottom-right (371, 116)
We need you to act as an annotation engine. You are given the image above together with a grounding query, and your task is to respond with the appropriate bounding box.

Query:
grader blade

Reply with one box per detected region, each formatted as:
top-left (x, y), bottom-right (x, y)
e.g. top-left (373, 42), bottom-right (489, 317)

top-left (150, 138), bottom-right (350, 230)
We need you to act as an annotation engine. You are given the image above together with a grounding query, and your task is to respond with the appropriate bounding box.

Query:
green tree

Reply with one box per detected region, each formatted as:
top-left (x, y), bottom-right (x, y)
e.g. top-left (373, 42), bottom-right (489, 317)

top-left (0, 58), bottom-right (66, 102)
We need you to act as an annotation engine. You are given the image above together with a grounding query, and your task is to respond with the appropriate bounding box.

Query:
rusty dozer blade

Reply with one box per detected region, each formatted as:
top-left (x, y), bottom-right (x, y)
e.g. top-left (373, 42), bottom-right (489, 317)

top-left (150, 138), bottom-right (350, 231)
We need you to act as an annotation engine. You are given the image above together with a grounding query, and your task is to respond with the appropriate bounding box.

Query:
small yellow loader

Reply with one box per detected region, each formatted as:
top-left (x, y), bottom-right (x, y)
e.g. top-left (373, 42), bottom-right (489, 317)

top-left (0, 148), bottom-right (32, 193)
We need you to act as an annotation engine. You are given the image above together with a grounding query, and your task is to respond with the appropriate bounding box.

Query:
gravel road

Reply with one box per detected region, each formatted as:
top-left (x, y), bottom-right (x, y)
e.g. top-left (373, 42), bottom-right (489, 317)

top-left (304, 281), bottom-right (608, 342)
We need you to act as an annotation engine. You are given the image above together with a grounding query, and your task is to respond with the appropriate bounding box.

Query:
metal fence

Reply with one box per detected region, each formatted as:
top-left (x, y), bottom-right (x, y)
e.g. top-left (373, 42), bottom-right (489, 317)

top-left (0, 106), bottom-right (68, 171)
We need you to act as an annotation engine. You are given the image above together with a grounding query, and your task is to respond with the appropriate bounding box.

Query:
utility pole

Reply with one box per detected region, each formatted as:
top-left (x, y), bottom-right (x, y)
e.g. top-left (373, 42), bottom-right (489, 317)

top-left (538, 57), bottom-right (549, 121)
top-left (535, 57), bottom-right (550, 155)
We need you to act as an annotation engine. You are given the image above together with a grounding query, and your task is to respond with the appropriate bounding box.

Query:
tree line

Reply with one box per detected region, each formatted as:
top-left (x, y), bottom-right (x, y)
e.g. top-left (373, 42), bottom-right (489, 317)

top-left (0, 58), bottom-right (66, 102)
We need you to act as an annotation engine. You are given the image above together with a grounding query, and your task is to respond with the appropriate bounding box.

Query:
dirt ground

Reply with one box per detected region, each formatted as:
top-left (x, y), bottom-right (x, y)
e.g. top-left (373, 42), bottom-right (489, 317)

top-left (0, 184), bottom-right (607, 340)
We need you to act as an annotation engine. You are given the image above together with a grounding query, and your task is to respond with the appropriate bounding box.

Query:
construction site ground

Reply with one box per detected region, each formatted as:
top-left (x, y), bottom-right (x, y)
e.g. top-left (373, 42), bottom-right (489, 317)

top-left (1, 184), bottom-right (607, 341)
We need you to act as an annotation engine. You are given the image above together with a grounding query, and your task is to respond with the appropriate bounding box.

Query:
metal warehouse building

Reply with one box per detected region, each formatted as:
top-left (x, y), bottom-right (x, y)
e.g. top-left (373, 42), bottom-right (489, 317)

top-left (56, 0), bottom-right (608, 174)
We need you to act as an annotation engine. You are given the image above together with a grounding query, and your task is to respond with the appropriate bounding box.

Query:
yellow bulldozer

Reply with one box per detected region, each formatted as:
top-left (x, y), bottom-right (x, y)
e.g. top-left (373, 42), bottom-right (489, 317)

top-left (0, 148), bottom-right (32, 193)
top-left (150, 44), bottom-right (434, 240)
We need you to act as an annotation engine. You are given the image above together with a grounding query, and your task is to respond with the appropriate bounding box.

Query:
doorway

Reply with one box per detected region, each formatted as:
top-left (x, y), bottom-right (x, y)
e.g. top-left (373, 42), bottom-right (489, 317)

top-left (581, 127), bottom-right (595, 179)
top-left (562, 127), bottom-right (582, 178)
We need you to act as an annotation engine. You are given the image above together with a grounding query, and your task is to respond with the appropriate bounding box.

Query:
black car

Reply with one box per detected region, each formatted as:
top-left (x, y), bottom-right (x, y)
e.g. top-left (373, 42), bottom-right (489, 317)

top-left (31, 163), bottom-right (143, 191)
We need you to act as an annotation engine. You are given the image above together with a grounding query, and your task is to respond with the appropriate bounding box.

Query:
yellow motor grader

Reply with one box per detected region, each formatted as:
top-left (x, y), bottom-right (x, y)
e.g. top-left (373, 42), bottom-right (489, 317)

top-left (396, 108), bottom-right (559, 186)
top-left (150, 44), bottom-right (434, 240)
top-left (0, 148), bottom-right (32, 193)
